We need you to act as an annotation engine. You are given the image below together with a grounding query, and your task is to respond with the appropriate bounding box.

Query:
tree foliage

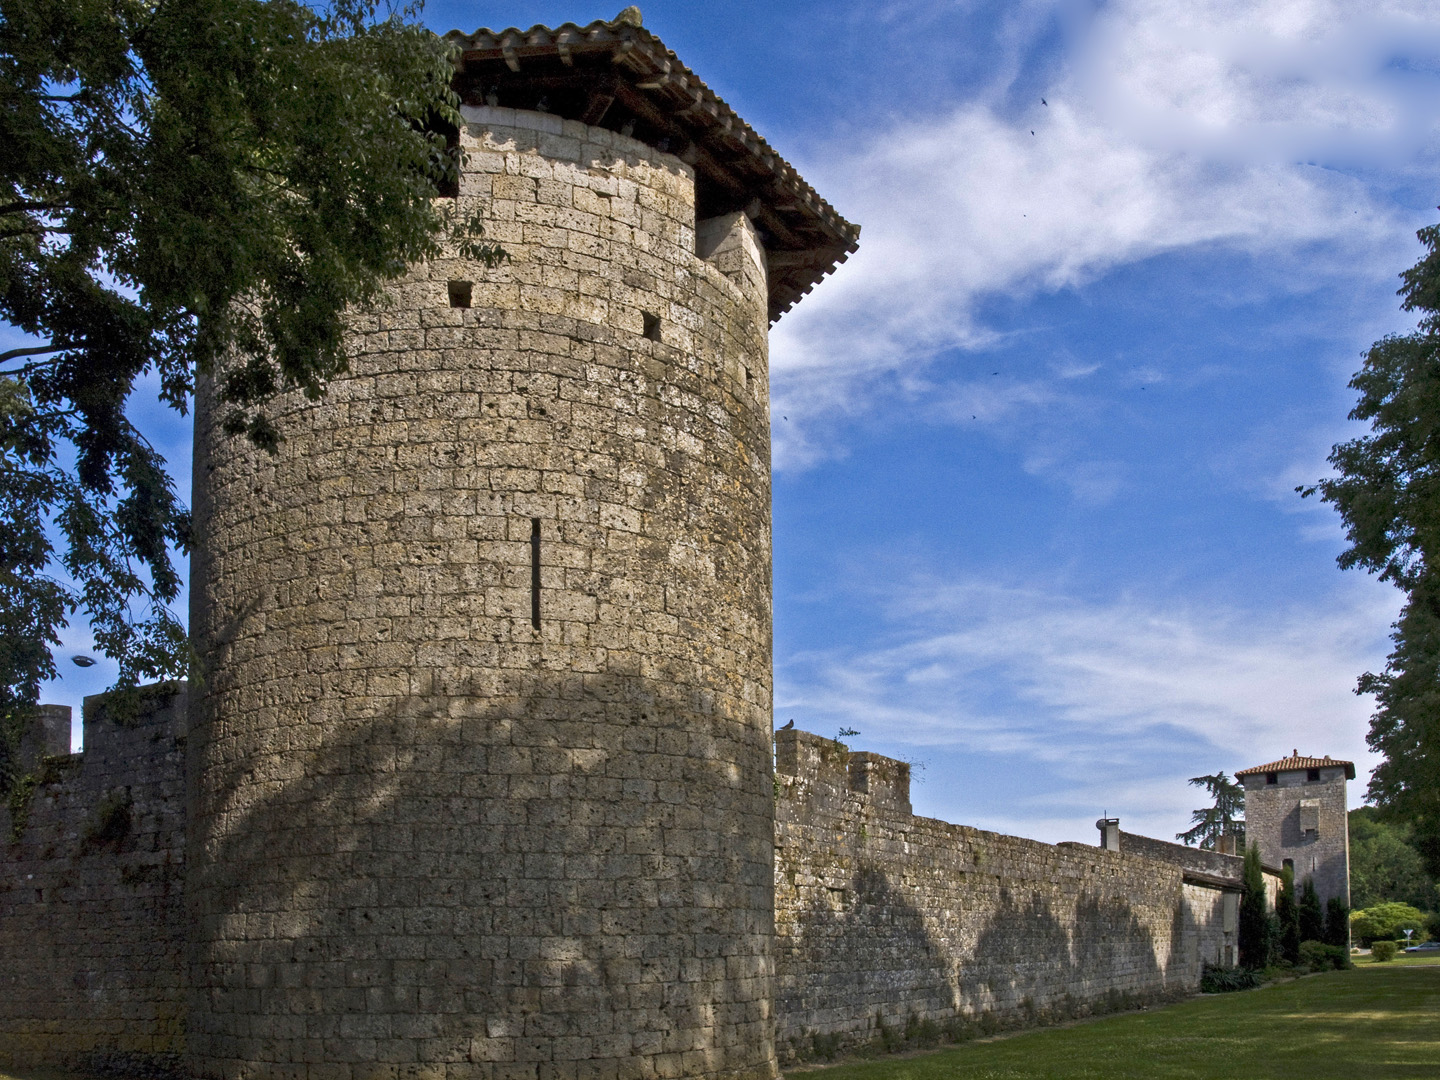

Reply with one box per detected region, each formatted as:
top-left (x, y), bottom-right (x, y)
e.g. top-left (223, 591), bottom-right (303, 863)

top-left (1324, 896), bottom-right (1350, 949)
top-left (1176, 771), bottom-right (1245, 849)
top-left (1276, 866), bottom-right (1300, 964)
top-left (1303, 219), bottom-right (1440, 878)
top-left (1349, 805), bottom-right (1438, 911)
top-left (1239, 841), bottom-right (1270, 969)
top-left (1298, 876), bottom-right (1324, 944)
top-left (1349, 901), bottom-right (1428, 947)
top-left (0, 0), bottom-right (500, 790)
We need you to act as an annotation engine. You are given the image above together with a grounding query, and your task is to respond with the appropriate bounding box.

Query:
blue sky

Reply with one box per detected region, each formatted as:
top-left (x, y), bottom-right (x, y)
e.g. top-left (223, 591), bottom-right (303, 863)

top-left (28, 0), bottom-right (1440, 844)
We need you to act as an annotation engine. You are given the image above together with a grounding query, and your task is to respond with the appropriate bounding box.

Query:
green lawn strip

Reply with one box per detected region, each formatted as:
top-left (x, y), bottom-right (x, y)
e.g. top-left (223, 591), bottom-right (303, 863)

top-left (789, 965), bottom-right (1440, 1080)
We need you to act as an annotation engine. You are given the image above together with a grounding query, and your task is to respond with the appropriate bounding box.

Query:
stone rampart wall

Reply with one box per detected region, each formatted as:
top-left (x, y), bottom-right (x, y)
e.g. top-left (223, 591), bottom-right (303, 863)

top-left (0, 684), bottom-right (188, 1071)
top-left (3, 707), bottom-right (1252, 1072)
top-left (772, 729), bottom-right (1236, 1063)
top-left (1116, 831), bottom-right (1242, 880)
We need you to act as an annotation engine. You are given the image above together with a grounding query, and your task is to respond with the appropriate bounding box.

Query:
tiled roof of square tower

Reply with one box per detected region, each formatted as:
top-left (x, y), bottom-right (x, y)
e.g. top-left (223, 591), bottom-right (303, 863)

top-left (1236, 752), bottom-right (1356, 779)
top-left (445, 10), bottom-right (860, 323)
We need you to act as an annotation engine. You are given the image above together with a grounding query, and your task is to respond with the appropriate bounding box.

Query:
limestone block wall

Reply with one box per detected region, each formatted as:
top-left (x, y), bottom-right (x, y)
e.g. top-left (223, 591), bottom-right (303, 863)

top-left (1243, 768), bottom-right (1350, 906)
top-left (187, 107), bottom-right (776, 1080)
top-left (1177, 882), bottom-right (1235, 971)
top-left (0, 685), bottom-right (188, 1071)
top-left (1116, 831), bottom-right (1243, 881)
top-left (772, 729), bottom-right (1228, 1062)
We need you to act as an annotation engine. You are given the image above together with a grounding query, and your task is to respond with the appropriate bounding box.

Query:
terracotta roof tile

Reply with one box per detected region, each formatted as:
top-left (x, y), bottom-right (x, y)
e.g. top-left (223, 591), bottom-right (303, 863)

top-left (1236, 753), bottom-right (1356, 780)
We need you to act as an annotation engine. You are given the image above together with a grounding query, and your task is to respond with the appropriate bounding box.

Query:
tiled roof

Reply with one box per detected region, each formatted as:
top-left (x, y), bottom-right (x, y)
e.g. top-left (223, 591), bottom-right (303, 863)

top-left (1236, 753), bottom-right (1356, 780)
top-left (444, 14), bottom-right (860, 323)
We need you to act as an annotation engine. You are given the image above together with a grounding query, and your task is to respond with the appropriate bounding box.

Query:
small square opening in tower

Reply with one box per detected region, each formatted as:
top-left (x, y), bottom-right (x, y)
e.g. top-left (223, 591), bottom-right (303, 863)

top-left (1306, 768), bottom-right (1320, 782)
top-left (642, 311), bottom-right (661, 341)
top-left (1265, 772), bottom-right (1277, 785)
top-left (449, 280), bottom-right (473, 309)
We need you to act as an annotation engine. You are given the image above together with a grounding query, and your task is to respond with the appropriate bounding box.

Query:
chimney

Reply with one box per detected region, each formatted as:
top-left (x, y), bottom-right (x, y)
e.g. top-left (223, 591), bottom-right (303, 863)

top-left (1096, 817), bottom-right (1120, 852)
top-left (1215, 833), bottom-right (1238, 856)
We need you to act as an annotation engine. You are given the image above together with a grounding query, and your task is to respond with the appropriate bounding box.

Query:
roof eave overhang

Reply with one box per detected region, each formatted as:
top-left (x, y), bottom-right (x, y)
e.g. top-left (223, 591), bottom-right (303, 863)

top-left (444, 20), bottom-right (860, 323)
top-left (1236, 761), bottom-right (1357, 780)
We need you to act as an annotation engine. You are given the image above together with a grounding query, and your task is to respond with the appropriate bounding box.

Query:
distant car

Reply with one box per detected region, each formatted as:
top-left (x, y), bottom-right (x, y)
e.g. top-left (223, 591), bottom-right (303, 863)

top-left (1404, 941), bottom-right (1440, 953)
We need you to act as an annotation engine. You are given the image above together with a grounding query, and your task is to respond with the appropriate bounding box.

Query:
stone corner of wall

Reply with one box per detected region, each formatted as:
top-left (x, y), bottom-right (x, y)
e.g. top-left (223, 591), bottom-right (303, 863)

top-left (18, 703), bottom-right (73, 767)
top-left (847, 751), bottom-right (912, 816)
top-left (81, 679), bottom-right (188, 737)
top-left (774, 728), bottom-right (912, 815)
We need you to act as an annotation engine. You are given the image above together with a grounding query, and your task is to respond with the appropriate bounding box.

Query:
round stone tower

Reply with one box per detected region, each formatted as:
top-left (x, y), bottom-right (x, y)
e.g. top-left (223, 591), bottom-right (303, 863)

top-left (186, 15), bottom-right (856, 1080)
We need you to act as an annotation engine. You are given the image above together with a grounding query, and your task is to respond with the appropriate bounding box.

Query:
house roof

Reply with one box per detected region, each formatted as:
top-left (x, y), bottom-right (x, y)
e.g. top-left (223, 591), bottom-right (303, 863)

top-left (444, 12), bottom-right (860, 323)
top-left (1236, 753), bottom-right (1356, 780)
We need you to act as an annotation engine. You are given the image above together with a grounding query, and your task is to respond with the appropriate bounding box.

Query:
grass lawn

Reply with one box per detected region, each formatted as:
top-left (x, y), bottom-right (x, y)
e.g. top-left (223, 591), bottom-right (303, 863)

top-left (790, 956), bottom-right (1440, 1080)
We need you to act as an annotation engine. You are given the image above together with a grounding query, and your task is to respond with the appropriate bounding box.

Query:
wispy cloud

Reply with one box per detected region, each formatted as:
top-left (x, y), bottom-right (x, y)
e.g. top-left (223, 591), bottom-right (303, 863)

top-left (777, 569), bottom-right (1397, 838)
top-left (770, 0), bottom-right (1439, 469)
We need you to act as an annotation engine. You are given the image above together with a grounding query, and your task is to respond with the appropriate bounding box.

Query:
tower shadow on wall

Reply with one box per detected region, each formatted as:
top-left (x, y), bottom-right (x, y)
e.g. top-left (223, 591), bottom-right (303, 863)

top-left (780, 861), bottom-right (1175, 1062)
top-left (965, 887), bottom-right (1173, 1025)
top-left (186, 670), bottom-right (765, 1075)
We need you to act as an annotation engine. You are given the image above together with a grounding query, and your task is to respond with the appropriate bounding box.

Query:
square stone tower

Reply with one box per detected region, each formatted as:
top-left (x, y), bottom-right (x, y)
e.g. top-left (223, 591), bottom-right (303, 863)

top-left (1237, 752), bottom-right (1354, 906)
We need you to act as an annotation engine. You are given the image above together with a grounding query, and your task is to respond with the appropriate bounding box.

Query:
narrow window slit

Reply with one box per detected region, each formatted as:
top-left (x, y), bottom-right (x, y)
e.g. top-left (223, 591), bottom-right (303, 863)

top-left (641, 311), bottom-right (661, 341)
top-left (530, 518), bottom-right (542, 631)
top-left (449, 280), bottom-right (473, 309)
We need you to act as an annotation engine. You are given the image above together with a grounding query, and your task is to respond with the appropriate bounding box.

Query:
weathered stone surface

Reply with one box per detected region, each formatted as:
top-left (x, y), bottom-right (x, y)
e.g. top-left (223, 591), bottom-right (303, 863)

top-left (1243, 766), bottom-right (1350, 906)
top-left (0, 685), bottom-right (188, 1072)
top-left (185, 109), bottom-right (776, 1080)
top-left (3, 716), bottom-right (1259, 1074)
top-left (0, 100), bottom-right (1269, 1080)
top-left (772, 729), bottom-right (1238, 1063)
top-left (1114, 831), bottom-right (1244, 881)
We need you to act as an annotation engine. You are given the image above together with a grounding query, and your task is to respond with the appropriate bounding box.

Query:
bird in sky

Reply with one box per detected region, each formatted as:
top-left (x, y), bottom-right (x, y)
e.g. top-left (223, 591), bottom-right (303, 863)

top-left (779, 719), bottom-right (795, 730)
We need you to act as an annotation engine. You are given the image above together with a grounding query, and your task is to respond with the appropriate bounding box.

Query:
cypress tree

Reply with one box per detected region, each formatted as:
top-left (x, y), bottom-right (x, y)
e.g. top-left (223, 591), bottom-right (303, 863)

top-left (1277, 866), bottom-right (1301, 964)
top-left (1299, 877), bottom-right (1325, 942)
top-left (1325, 896), bottom-right (1352, 949)
top-left (1239, 841), bottom-right (1271, 968)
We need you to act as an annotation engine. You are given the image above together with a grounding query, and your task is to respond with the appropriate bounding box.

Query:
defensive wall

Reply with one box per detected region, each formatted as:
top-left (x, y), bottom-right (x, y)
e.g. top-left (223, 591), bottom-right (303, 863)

top-left (0, 700), bottom-right (1263, 1073)
top-left (771, 729), bottom-right (1248, 1063)
top-left (0, 684), bottom-right (188, 1072)
top-left (0, 14), bottom-right (1284, 1076)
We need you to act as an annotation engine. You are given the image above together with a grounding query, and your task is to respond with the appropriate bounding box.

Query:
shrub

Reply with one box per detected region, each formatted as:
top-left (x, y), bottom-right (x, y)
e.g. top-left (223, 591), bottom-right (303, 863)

top-left (1350, 902), bottom-right (1428, 946)
top-left (1325, 897), bottom-right (1351, 948)
top-left (1201, 964), bottom-right (1264, 992)
top-left (1371, 940), bottom-right (1398, 962)
top-left (1298, 940), bottom-right (1350, 971)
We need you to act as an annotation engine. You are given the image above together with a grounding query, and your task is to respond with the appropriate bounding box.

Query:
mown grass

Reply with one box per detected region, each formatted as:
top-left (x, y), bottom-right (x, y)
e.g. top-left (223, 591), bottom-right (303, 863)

top-left (789, 958), bottom-right (1440, 1080)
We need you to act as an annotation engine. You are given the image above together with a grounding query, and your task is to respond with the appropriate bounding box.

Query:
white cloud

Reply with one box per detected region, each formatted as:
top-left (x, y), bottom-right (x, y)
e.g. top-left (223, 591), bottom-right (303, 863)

top-left (777, 570), bottom-right (1398, 838)
top-left (770, 0), bottom-right (1440, 469)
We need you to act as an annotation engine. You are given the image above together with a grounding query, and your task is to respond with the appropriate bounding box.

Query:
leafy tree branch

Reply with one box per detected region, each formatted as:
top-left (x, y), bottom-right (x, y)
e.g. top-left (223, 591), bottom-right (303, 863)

top-left (1303, 217), bottom-right (1440, 876)
top-left (0, 0), bottom-right (504, 798)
